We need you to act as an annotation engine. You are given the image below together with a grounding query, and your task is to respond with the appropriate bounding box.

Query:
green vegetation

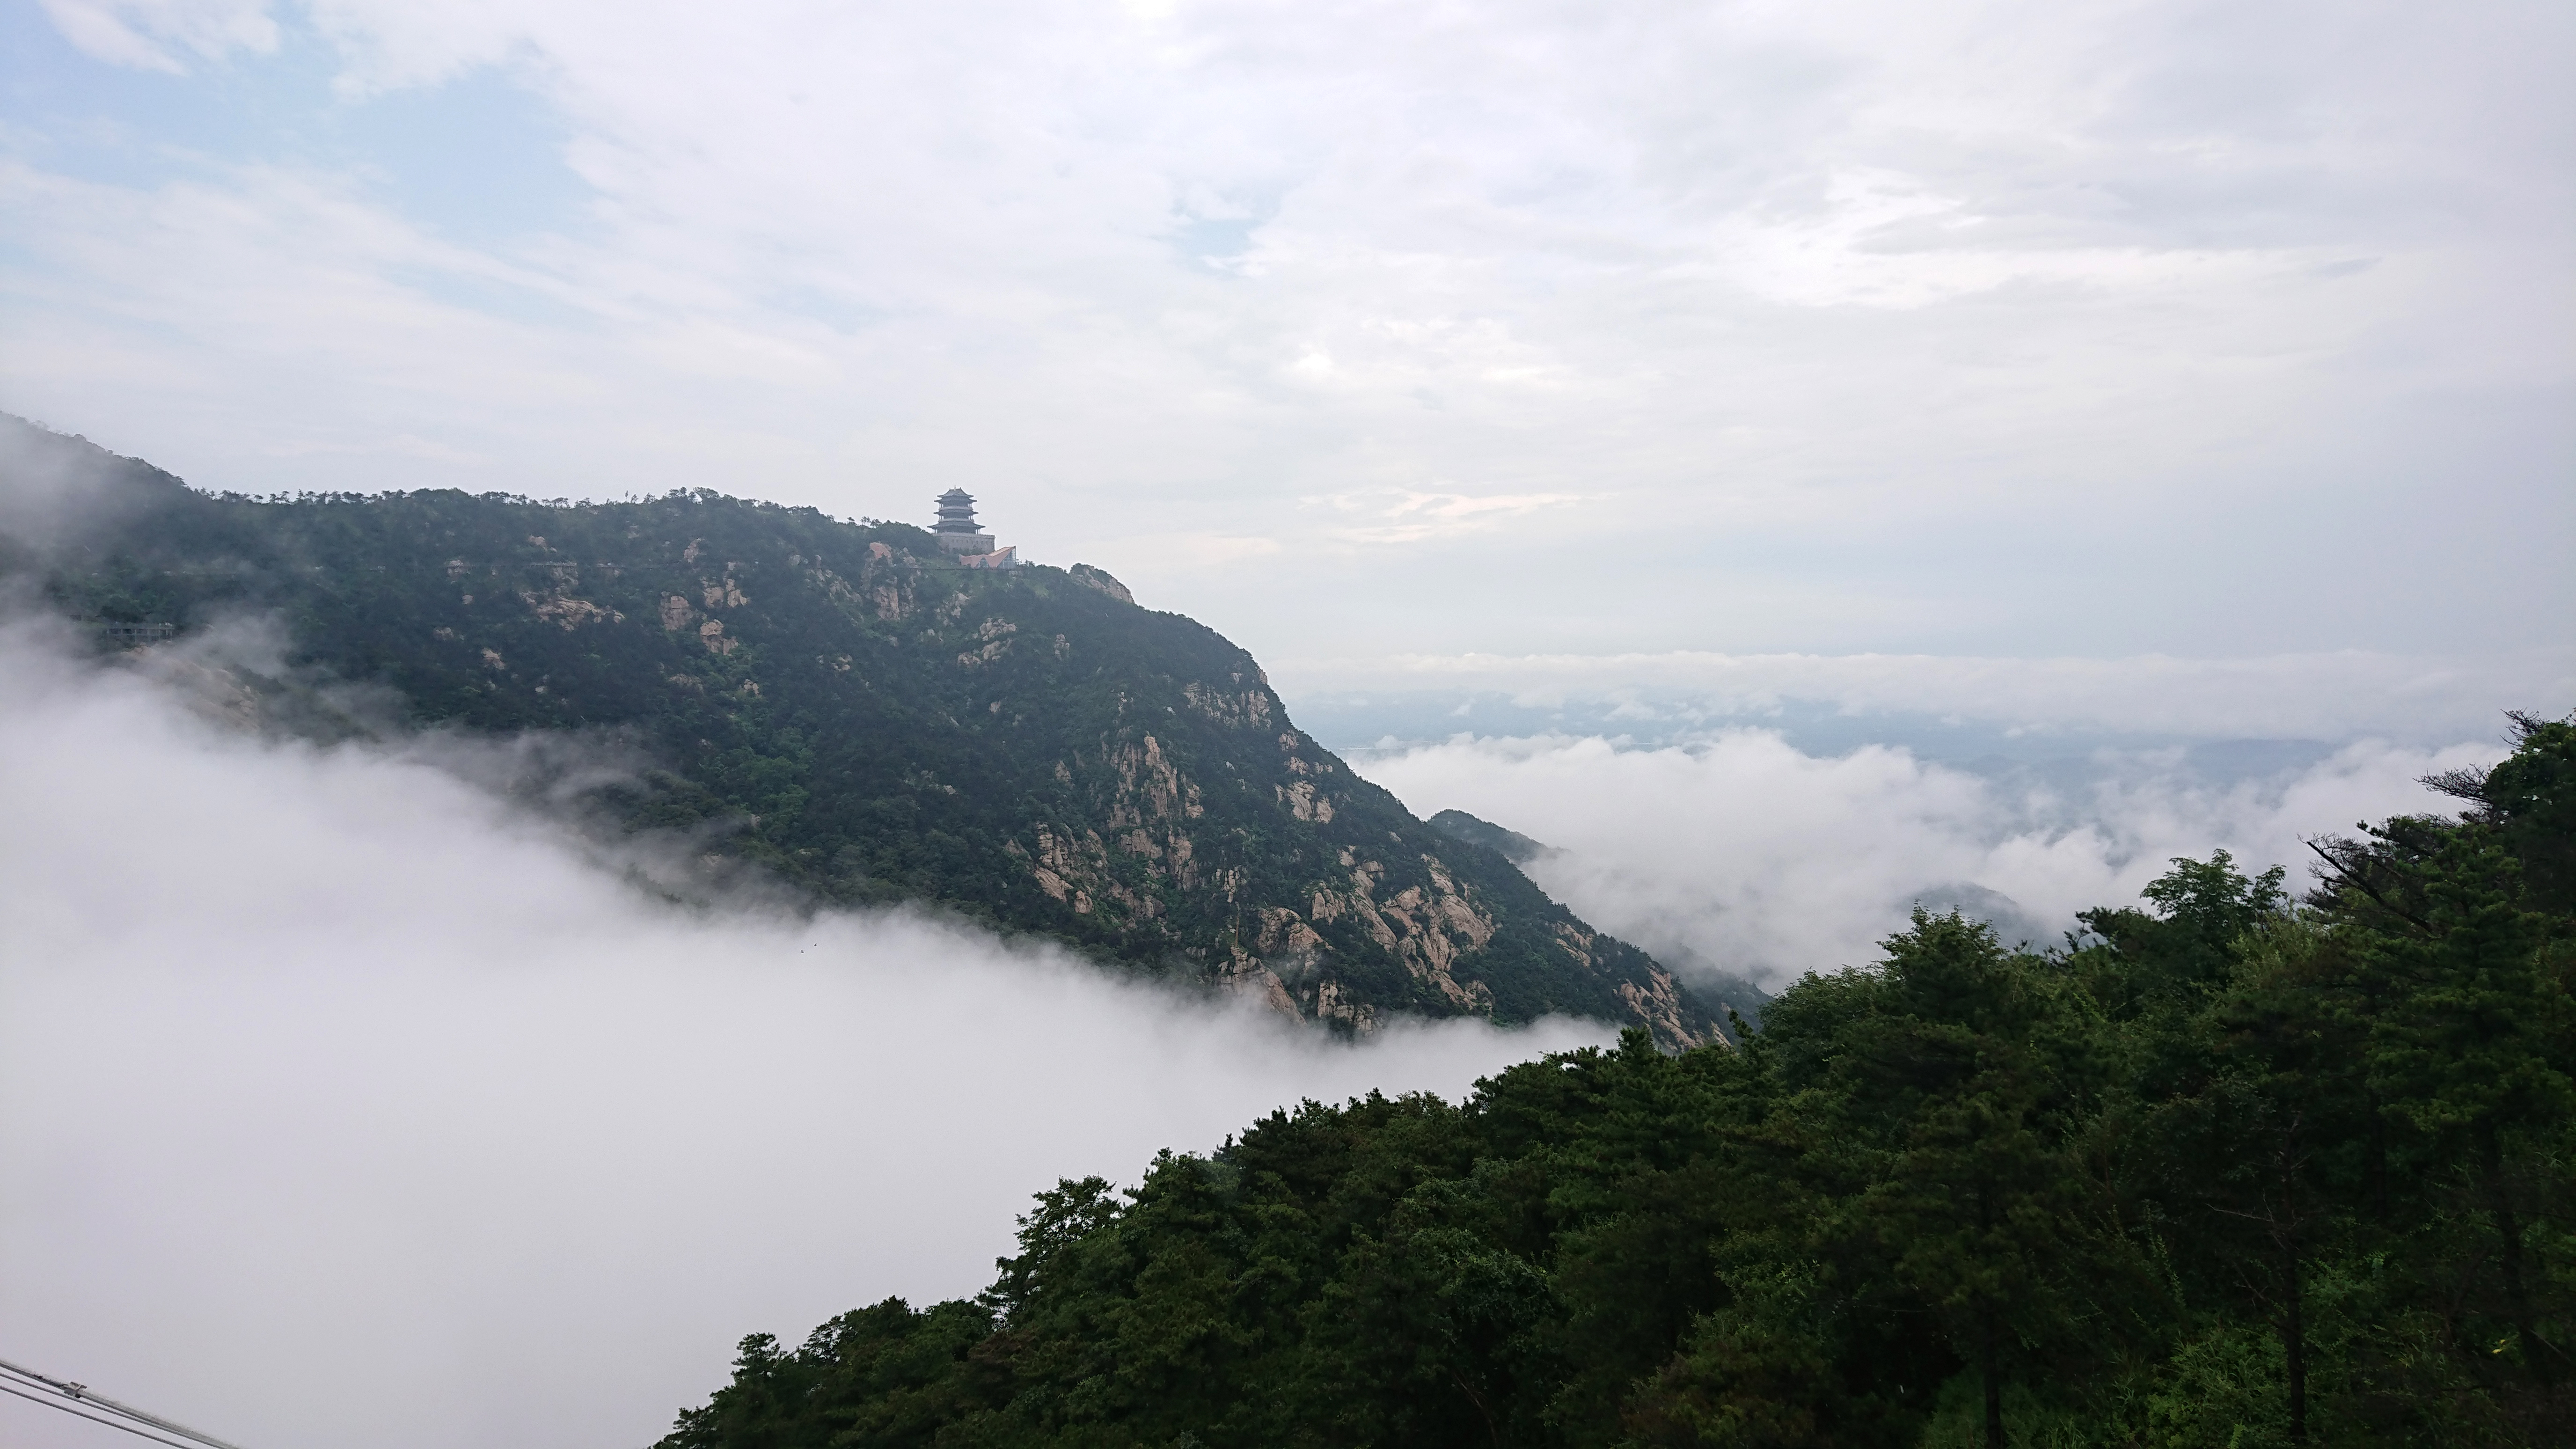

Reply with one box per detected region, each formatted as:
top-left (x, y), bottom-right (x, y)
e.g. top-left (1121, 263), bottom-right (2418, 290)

top-left (654, 716), bottom-right (2574, 1447)
top-left (1, 415), bottom-right (1720, 1040)
top-left (1430, 808), bottom-right (1554, 866)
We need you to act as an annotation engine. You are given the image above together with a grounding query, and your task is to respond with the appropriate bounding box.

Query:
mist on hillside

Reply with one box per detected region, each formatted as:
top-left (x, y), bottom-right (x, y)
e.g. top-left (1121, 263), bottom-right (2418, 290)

top-left (0, 404), bottom-right (2525, 1448)
top-left (0, 620), bottom-right (1611, 1449)
top-left (0, 589), bottom-right (2529, 1448)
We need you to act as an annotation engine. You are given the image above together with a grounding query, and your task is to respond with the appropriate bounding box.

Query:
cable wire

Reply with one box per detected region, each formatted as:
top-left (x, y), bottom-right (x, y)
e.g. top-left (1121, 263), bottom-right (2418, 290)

top-left (0, 1379), bottom-right (210, 1449)
top-left (0, 1356), bottom-right (252, 1449)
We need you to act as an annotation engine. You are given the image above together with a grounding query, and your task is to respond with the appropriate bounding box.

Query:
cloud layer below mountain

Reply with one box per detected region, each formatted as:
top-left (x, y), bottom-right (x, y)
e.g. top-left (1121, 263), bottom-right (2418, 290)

top-left (0, 624), bottom-right (1607, 1449)
top-left (1360, 727), bottom-right (2499, 987)
top-left (0, 608), bottom-right (2517, 1447)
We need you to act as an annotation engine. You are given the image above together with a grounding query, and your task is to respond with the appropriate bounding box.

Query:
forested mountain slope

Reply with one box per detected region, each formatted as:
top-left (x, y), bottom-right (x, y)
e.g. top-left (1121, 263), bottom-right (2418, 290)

top-left (0, 415), bottom-right (1719, 1044)
top-left (656, 715), bottom-right (2575, 1449)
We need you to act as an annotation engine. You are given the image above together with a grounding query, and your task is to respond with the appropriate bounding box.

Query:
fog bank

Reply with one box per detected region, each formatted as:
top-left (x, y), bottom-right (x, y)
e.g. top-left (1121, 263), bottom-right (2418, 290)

top-left (0, 623), bottom-right (1606, 1449)
top-left (1361, 728), bottom-right (2503, 986)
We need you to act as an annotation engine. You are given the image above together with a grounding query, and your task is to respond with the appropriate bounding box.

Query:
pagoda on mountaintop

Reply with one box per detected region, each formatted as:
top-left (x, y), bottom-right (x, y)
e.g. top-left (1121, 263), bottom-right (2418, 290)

top-left (931, 488), bottom-right (1015, 567)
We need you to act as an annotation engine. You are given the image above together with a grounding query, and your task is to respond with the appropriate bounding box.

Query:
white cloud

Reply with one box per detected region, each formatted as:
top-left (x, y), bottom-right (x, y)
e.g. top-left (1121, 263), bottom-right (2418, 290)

top-left (0, 623), bottom-right (1605, 1449)
top-left (37, 0), bottom-right (278, 72)
top-left (1357, 726), bottom-right (2503, 988)
top-left (1306, 486), bottom-right (1594, 545)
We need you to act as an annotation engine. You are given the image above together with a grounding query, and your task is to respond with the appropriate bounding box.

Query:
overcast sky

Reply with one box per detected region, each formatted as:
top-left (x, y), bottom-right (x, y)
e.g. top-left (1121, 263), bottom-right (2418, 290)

top-left (3, 0), bottom-right (2568, 733)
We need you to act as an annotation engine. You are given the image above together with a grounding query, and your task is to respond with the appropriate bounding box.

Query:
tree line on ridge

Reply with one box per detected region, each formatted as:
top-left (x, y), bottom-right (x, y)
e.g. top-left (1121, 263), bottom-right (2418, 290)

top-left (654, 712), bottom-right (2572, 1448)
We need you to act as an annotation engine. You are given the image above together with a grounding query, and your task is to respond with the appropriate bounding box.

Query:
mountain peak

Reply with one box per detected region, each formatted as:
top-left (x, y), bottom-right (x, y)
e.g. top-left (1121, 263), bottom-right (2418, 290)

top-left (5, 417), bottom-right (1720, 1046)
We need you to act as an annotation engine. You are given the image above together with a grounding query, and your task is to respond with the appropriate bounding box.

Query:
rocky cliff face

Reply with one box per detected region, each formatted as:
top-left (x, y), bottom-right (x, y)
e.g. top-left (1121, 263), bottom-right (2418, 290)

top-left (7, 415), bottom-right (1720, 1045)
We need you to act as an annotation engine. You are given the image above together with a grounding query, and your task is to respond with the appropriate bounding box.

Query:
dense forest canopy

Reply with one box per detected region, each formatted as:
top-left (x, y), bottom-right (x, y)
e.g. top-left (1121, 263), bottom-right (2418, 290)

top-left (656, 715), bottom-right (2573, 1448)
top-left (0, 414), bottom-right (1733, 1043)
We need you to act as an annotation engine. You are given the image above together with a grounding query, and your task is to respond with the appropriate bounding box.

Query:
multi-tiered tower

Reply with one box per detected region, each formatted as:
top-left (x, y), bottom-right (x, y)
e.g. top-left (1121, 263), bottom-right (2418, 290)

top-left (930, 487), bottom-right (1016, 567)
top-left (932, 488), bottom-right (995, 554)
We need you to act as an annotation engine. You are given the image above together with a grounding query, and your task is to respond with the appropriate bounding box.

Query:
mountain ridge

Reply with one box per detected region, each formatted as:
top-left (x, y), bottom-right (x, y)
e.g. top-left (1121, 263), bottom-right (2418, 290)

top-left (0, 414), bottom-right (1729, 1045)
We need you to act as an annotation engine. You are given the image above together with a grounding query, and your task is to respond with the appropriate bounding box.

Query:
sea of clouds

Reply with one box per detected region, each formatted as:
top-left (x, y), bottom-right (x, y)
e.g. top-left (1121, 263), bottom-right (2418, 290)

top-left (0, 609), bottom-right (2521, 1447)
top-left (0, 621), bottom-right (1610, 1449)
top-left (1357, 727), bottom-right (2501, 990)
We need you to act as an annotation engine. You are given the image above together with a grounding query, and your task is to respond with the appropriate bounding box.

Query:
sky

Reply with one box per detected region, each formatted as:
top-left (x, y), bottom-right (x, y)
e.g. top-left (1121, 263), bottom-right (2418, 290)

top-left (0, 0), bottom-right (2568, 735)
